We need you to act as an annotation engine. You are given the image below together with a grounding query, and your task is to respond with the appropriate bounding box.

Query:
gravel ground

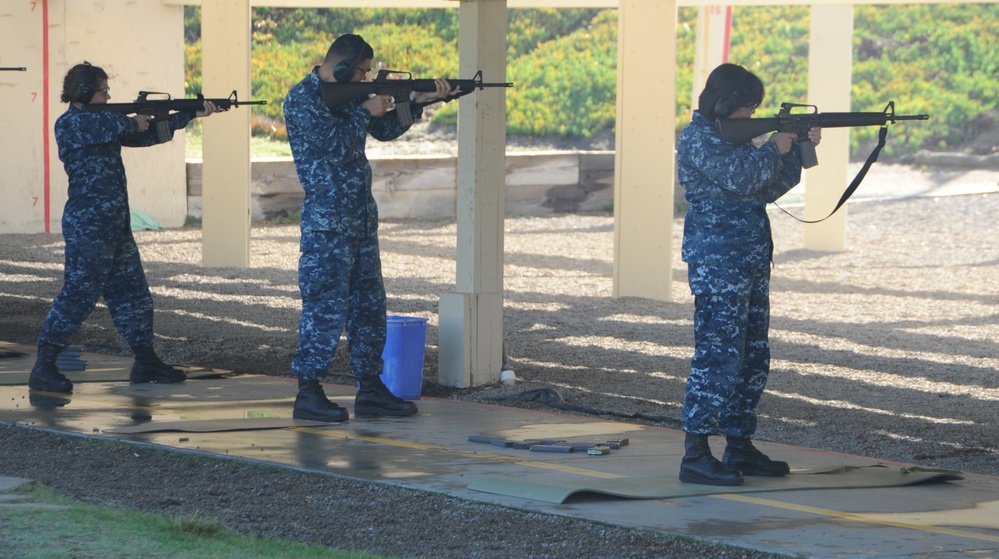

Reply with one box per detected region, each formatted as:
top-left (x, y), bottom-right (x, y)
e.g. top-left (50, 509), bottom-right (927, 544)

top-left (1, 158), bottom-right (997, 558)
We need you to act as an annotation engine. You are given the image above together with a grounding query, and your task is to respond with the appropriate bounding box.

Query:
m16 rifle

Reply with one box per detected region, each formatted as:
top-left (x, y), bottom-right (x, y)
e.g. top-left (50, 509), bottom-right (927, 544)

top-left (716, 101), bottom-right (929, 168)
top-left (83, 90), bottom-right (266, 142)
top-left (321, 69), bottom-right (513, 126)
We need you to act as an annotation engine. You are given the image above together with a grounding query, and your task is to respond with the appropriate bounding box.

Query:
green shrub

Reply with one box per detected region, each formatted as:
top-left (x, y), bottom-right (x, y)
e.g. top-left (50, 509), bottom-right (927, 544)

top-left (183, 5), bottom-right (997, 158)
top-left (504, 10), bottom-right (618, 137)
top-left (853, 4), bottom-right (997, 156)
top-left (507, 8), bottom-right (603, 58)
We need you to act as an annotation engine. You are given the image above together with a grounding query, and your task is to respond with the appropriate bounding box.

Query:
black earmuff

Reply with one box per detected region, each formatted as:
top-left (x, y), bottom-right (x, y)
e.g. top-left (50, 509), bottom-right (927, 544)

top-left (713, 71), bottom-right (750, 118)
top-left (74, 61), bottom-right (95, 104)
top-left (714, 89), bottom-right (741, 118)
top-left (332, 41), bottom-right (363, 83)
top-left (332, 60), bottom-right (354, 83)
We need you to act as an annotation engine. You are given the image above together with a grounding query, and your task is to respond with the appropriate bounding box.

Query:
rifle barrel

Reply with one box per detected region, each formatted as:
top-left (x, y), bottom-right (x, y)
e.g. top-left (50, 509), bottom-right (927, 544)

top-left (0, 67), bottom-right (27, 71)
top-left (321, 75), bottom-right (513, 111)
top-left (717, 110), bottom-right (929, 144)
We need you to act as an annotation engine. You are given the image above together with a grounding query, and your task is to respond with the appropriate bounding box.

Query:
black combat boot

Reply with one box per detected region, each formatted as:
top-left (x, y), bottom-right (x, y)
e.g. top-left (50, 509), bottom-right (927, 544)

top-left (293, 379), bottom-right (349, 422)
top-left (679, 433), bottom-right (745, 486)
top-left (355, 375), bottom-right (418, 417)
top-left (130, 347), bottom-right (187, 384)
top-left (28, 344), bottom-right (73, 393)
top-left (722, 436), bottom-right (790, 477)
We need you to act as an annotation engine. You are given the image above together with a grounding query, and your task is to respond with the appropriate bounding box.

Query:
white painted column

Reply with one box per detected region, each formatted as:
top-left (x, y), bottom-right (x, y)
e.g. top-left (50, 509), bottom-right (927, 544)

top-left (804, 4), bottom-right (854, 251)
top-left (613, 0), bottom-right (677, 301)
top-left (691, 5), bottom-right (732, 106)
top-left (0, 0), bottom-right (187, 234)
top-left (201, 0), bottom-right (252, 267)
top-left (438, 0), bottom-right (508, 388)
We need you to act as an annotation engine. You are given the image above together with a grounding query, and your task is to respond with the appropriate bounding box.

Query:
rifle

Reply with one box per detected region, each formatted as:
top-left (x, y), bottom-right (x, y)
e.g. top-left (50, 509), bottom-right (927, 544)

top-left (0, 67), bottom-right (27, 71)
top-left (83, 90), bottom-right (266, 142)
top-left (321, 69), bottom-right (513, 126)
top-left (716, 101), bottom-right (928, 168)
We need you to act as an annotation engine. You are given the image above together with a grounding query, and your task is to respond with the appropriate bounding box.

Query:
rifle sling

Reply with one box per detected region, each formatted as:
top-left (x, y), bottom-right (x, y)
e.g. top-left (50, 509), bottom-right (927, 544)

top-left (776, 125), bottom-right (889, 224)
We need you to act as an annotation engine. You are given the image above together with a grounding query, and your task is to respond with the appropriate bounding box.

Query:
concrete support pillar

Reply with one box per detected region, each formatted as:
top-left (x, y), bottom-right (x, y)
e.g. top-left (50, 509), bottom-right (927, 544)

top-left (804, 4), bottom-right (854, 251)
top-left (613, 0), bottom-right (677, 301)
top-left (201, 0), bottom-right (252, 267)
top-left (438, 0), bottom-right (508, 388)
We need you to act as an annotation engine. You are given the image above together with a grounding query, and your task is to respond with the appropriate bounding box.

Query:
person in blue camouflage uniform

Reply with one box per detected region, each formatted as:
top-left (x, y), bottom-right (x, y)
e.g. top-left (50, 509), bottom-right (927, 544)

top-left (284, 34), bottom-right (456, 422)
top-left (28, 62), bottom-right (217, 394)
top-left (676, 63), bottom-right (822, 486)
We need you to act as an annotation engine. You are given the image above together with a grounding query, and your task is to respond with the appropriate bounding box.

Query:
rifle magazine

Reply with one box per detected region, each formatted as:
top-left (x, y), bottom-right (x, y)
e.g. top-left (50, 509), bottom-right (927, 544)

top-left (395, 101), bottom-right (414, 127)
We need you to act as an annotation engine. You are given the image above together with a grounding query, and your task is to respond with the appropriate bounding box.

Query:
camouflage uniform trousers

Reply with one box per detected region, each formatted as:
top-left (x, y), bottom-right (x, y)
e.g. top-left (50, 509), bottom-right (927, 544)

top-left (292, 232), bottom-right (387, 381)
top-left (37, 223), bottom-right (155, 351)
top-left (682, 263), bottom-right (771, 438)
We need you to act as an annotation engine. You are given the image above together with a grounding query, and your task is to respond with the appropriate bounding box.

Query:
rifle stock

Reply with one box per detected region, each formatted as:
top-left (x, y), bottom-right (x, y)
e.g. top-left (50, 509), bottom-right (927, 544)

top-left (83, 90), bottom-right (266, 142)
top-left (716, 101), bottom-right (928, 168)
top-left (321, 69), bottom-right (513, 126)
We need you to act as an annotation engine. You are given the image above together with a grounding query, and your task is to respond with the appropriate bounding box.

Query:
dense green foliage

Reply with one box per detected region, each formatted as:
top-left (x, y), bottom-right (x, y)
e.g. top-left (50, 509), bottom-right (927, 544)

top-left (184, 5), bottom-right (996, 158)
top-left (853, 4), bottom-right (996, 154)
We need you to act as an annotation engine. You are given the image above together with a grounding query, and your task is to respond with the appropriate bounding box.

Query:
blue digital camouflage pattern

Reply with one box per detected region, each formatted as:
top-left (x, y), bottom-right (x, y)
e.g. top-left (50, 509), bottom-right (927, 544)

top-left (37, 106), bottom-right (194, 351)
top-left (292, 232), bottom-right (387, 381)
top-left (284, 67), bottom-right (420, 238)
top-left (677, 110), bottom-right (804, 437)
top-left (682, 264), bottom-right (771, 436)
top-left (283, 67), bottom-right (419, 380)
top-left (678, 111), bottom-right (803, 268)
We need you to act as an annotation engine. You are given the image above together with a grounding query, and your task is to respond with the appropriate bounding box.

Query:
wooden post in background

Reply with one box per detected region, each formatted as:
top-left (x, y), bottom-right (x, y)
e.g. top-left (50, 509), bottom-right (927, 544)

top-left (804, 4), bottom-right (854, 251)
top-left (613, 0), bottom-right (678, 302)
top-left (201, 0), bottom-right (252, 267)
top-left (438, 0), bottom-right (508, 388)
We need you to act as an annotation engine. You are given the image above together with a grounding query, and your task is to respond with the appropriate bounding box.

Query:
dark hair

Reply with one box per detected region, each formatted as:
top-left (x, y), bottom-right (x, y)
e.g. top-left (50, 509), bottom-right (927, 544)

top-left (697, 63), bottom-right (764, 121)
top-left (61, 62), bottom-right (108, 104)
top-left (323, 34), bottom-right (373, 66)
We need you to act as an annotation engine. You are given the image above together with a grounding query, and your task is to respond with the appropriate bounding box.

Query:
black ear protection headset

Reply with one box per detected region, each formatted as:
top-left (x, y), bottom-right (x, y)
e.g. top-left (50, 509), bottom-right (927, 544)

top-left (712, 68), bottom-right (751, 118)
top-left (73, 61), bottom-right (96, 105)
top-left (332, 40), bottom-right (363, 83)
top-left (713, 88), bottom-right (741, 118)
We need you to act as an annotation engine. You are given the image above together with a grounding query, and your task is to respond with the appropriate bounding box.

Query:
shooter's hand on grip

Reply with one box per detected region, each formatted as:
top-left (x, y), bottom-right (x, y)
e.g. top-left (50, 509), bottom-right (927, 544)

top-left (132, 115), bottom-right (152, 133)
top-left (769, 132), bottom-right (795, 156)
top-left (362, 95), bottom-right (393, 118)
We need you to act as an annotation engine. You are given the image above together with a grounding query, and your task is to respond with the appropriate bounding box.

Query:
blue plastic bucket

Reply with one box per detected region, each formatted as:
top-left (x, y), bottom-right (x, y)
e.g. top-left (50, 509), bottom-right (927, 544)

top-left (381, 315), bottom-right (428, 400)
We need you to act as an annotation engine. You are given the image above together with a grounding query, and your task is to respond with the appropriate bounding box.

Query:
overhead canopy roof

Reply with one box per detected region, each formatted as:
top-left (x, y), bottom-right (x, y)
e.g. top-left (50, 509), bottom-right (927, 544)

top-left (162, 0), bottom-right (997, 7)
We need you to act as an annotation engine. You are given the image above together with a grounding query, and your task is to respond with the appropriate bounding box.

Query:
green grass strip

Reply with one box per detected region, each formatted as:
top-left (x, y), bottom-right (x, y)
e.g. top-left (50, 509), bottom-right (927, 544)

top-left (0, 483), bottom-right (390, 559)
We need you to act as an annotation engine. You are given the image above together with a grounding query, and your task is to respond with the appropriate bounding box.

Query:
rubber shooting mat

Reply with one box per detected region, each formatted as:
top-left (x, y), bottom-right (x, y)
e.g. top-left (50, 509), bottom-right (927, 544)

top-left (468, 465), bottom-right (965, 504)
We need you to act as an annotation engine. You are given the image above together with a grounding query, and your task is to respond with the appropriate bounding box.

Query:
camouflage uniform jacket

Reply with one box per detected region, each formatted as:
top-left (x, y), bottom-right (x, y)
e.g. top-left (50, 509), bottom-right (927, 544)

top-left (678, 111), bottom-right (804, 268)
top-left (55, 105), bottom-right (194, 234)
top-left (284, 68), bottom-right (421, 241)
